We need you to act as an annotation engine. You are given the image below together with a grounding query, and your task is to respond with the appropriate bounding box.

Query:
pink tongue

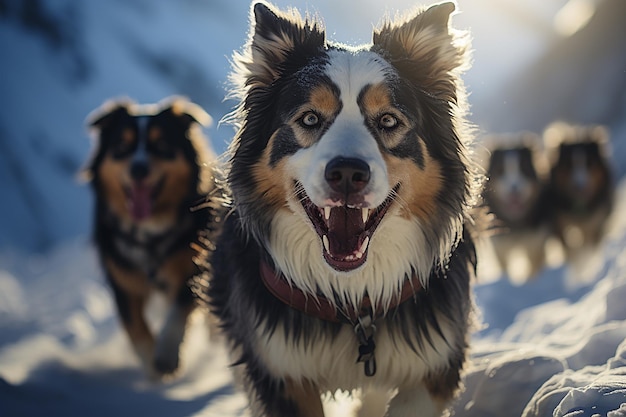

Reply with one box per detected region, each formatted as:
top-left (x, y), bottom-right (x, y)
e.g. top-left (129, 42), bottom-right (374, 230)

top-left (130, 185), bottom-right (152, 221)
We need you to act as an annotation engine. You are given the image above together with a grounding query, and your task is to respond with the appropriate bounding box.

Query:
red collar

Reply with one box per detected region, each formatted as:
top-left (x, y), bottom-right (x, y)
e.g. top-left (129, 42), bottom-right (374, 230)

top-left (260, 259), bottom-right (421, 323)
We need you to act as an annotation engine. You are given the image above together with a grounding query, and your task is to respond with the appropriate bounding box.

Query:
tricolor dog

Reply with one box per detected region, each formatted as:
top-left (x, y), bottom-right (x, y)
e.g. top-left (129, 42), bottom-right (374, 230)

top-left (83, 97), bottom-right (217, 378)
top-left (482, 133), bottom-right (551, 281)
top-left (200, 2), bottom-right (480, 415)
top-left (544, 121), bottom-right (614, 257)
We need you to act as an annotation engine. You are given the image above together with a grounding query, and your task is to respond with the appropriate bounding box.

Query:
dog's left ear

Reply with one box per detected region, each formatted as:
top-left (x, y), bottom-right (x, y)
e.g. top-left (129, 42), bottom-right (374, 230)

top-left (372, 2), bottom-right (469, 100)
top-left (589, 125), bottom-right (609, 145)
top-left (157, 97), bottom-right (212, 128)
top-left (238, 1), bottom-right (326, 88)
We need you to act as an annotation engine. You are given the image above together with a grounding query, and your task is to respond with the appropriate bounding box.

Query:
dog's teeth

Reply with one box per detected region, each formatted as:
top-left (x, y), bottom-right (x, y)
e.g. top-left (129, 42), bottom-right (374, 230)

top-left (362, 208), bottom-right (369, 224)
top-left (361, 236), bottom-right (370, 253)
top-left (323, 235), bottom-right (330, 253)
top-left (324, 206), bottom-right (331, 221)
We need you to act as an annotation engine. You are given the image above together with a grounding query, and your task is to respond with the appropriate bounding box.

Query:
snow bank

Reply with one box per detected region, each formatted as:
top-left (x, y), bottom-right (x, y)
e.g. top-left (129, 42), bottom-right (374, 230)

top-left (451, 183), bottom-right (626, 416)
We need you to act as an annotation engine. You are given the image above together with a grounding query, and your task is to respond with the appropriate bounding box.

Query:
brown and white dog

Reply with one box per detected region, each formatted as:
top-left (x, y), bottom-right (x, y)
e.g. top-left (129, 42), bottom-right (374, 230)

top-left (199, 2), bottom-right (480, 416)
top-left (83, 96), bottom-right (218, 378)
top-left (481, 133), bottom-right (551, 281)
top-left (544, 121), bottom-right (614, 258)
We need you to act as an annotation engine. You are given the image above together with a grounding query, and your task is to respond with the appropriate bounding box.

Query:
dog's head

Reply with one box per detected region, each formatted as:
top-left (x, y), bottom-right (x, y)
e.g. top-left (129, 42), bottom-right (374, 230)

top-left (483, 133), bottom-right (547, 224)
top-left (83, 96), bottom-right (214, 231)
top-left (544, 122), bottom-right (612, 207)
top-left (227, 1), bottom-right (474, 294)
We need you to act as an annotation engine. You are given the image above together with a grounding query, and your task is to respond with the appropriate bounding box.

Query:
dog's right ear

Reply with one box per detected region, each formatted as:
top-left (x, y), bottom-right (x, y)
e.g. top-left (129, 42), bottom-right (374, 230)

top-left (87, 100), bottom-right (133, 130)
top-left (236, 1), bottom-right (326, 89)
top-left (80, 100), bottom-right (133, 183)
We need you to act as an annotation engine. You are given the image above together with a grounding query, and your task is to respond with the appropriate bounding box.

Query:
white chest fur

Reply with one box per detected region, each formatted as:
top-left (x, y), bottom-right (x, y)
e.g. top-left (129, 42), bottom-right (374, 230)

top-left (254, 317), bottom-right (456, 392)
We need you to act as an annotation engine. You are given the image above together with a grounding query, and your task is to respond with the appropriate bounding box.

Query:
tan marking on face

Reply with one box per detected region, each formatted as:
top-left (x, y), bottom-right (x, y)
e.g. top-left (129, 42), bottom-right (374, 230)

top-left (150, 153), bottom-right (193, 223)
top-left (359, 82), bottom-right (411, 149)
top-left (98, 156), bottom-right (132, 221)
top-left (588, 163), bottom-right (609, 195)
top-left (360, 82), bottom-right (392, 110)
top-left (309, 84), bottom-right (340, 115)
top-left (98, 147), bottom-right (194, 228)
top-left (385, 144), bottom-right (443, 221)
top-left (291, 84), bottom-right (341, 148)
top-left (251, 134), bottom-right (292, 211)
top-left (121, 127), bottom-right (135, 144)
top-left (148, 126), bottom-right (162, 142)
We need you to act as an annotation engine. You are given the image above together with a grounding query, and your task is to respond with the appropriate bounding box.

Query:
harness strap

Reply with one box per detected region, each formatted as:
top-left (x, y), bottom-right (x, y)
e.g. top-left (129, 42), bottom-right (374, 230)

top-left (259, 258), bottom-right (423, 377)
top-left (259, 259), bottom-right (422, 323)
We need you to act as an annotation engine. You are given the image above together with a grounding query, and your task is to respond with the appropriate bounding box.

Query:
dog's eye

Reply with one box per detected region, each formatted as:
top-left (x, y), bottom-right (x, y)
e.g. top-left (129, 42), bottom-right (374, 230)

top-left (112, 140), bottom-right (135, 159)
top-left (379, 114), bottom-right (398, 130)
top-left (148, 141), bottom-right (176, 159)
top-left (300, 112), bottom-right (320, 128)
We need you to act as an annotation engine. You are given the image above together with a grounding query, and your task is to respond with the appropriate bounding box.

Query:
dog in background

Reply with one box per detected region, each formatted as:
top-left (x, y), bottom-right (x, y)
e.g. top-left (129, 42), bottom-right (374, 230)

top-left (199, 2), bottom-right (480, 416)
top-left (544, 121), bottom-right (614, 258)
top-left (83, 96), bottom-right (217, 378)
top-left (481, 132), bottom-right (551, 282)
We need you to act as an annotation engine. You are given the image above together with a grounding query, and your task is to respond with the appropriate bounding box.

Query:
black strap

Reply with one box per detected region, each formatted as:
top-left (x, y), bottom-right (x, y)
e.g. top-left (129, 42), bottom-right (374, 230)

top-left (354, 309), bottom-right (377, 377)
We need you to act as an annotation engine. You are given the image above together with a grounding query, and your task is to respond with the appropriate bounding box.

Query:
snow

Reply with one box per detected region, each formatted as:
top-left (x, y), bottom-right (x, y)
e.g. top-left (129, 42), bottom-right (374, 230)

top-left (2, 0), bottom-right (626, 415)
top-left (1, 183), bottom-right (625, 416)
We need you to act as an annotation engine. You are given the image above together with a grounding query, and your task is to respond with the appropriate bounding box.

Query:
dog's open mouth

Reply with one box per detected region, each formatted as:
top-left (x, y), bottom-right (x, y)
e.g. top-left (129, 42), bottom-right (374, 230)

top-left (298, 184), bottom-right (400, 272)
top-left (124, 178), bottom-right (165, 221)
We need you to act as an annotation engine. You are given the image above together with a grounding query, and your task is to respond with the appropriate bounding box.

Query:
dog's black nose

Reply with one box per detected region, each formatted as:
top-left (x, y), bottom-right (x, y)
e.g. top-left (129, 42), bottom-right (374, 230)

top-left (130, 161), bottom-right (150, 180)
top-left (324, 157), bottom-right (371, 195)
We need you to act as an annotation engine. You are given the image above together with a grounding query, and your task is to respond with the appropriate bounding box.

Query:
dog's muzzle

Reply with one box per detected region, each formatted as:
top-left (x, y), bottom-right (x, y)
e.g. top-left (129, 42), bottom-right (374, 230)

top-left (298, 157), bottom-right (398, 272)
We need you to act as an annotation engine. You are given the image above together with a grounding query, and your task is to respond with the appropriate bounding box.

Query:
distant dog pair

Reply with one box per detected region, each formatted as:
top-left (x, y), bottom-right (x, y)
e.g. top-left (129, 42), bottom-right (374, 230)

top-left (87, 1), bottom-right (483, 415)
top-left (482, 123), bottom-right (613, 280)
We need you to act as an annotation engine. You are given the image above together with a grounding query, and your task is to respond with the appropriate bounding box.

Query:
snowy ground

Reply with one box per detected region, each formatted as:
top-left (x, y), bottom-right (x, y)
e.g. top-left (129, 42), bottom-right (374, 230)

top-left (1, 181), bottom-right (625, 416)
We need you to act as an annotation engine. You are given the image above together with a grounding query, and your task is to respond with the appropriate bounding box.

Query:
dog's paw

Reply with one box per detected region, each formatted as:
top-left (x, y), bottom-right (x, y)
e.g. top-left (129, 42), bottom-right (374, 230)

top-left (152, 350), bottom-right (180, 376)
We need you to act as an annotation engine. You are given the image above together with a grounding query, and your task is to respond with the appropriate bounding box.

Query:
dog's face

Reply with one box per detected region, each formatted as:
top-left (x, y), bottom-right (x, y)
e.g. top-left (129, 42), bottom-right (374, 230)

top-left (85, 99), bottom-right (210, 231)
top-left (229, 2), bottom-right (471, 290)
top-left (546, 123), bottom-right (611, 207)
top-left (486, 146), bottom-right (542, 222)
top-left (553, 141), bottom-right (609, 205)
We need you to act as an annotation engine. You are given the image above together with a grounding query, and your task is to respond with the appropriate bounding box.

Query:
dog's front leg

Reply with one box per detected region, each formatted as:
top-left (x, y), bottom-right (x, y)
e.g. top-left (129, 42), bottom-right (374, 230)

top-left (246, 376), bottom-right (325, 417)
top-left (109, 280), bottom-right (155, 376)
top-left (385, 385), bottom-right (445, 417)
top-left (283, 379), bottom-right (325, 417)
top-left (153, 283), bottom-right (194, 376)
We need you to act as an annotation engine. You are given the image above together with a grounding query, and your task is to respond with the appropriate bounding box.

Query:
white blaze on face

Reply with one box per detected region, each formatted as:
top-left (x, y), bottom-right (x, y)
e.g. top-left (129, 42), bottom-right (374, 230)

top-left (498, 152), bottom-right (524, 194)
top-left (493, 151), bottom-right (536, 218)
top-left (288, 49), bottom-right (392, 209)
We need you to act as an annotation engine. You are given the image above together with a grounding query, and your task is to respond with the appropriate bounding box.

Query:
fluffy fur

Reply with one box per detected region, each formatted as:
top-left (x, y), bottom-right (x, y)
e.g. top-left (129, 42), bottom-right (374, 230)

top-left (199, 2), bottom-right (480, 416)
top-left (544, 121), bottom-right (614, 257)
top-left (481, 132), bottom-right (551, 281)
top-left (83, 96), bottom-right (218, 378)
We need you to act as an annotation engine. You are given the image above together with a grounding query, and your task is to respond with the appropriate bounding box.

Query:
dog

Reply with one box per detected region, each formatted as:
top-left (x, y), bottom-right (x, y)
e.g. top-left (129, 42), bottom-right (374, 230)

top-left (82, 96), bottom-right (218, 378)
top-left (198, 2), bottom-right (480, 416)
top-left (544, 121), bottom-right (614, 257)
top-left (481, 133), bottom-right (551, 281)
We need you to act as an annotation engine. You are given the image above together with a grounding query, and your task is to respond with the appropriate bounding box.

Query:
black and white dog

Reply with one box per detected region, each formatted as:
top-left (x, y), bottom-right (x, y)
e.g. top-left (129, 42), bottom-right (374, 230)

top-left (482, 133), bottom-right (551, 281)
top-left (199, 2), bottom-right (479, 415)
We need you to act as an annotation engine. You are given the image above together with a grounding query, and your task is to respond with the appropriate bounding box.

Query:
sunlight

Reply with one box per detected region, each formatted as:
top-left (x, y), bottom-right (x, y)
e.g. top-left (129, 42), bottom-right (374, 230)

top-left (554, 0), bottom-right (596, 36)
top-left (507, 248), bottom-right (533, 286)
